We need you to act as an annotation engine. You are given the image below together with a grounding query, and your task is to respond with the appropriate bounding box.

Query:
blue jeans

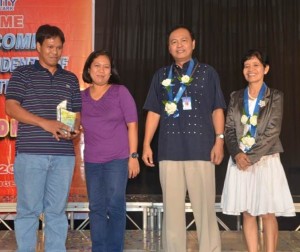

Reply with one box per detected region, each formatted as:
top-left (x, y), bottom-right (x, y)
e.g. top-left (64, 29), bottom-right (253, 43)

top-left (14, 153), bottom-right (75, 252)
top-left (85, 159), bottom-right (128, 252)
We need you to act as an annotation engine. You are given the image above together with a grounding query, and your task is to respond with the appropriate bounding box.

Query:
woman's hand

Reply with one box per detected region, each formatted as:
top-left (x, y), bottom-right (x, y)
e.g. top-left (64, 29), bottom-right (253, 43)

top-left (128, 158), bottom-right (140, 178)
top-left (235, 152), bottom-right (251, 170)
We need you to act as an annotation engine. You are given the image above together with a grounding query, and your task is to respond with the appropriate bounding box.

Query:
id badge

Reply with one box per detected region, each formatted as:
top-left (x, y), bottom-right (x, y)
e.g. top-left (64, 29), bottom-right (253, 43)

top-left (182, 96), bottom-right (192, 110)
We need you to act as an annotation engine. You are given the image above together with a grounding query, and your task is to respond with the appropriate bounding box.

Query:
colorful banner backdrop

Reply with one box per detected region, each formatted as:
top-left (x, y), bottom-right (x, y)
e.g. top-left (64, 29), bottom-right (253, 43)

top-left (0, 0), bottom-right (93, 196)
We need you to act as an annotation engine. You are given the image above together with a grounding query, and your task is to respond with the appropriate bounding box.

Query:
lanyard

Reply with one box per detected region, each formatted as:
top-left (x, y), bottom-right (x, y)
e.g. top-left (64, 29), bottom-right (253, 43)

top-left (243, 83), bottom-right (267, 137)
top-left (166, 59), bottom-right (195, 103)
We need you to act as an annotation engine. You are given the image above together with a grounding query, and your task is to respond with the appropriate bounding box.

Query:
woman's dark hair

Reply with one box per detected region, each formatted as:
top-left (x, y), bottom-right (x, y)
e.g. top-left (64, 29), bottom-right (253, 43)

top-left (167, 24), bottom-right (195, 43)
top-left (36, 24), bottom-right (65, 45)
top-left (82, 50), bottom-right (121, 84)
top-left (242, 49), bottom-right (269, 67)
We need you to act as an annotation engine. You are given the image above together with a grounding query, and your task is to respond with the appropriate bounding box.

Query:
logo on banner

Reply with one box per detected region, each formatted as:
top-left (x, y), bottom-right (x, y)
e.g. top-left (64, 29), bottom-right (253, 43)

top-left (0, 0), bottom-right (18, 11)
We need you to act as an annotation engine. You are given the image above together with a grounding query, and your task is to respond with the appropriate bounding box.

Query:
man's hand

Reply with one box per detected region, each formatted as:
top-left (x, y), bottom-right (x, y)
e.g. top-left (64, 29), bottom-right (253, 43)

top-left (142, 145), bottom-right (155, 167)
top-left (40, 119), bottom-right (76, 141)
top-left (210, 140), bottom-right (224, 165)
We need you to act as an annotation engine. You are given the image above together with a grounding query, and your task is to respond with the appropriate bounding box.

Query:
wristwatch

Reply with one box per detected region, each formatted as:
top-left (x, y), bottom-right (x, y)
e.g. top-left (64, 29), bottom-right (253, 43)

top-left (130, 152), bottom-right (139, 158)
top-left (216, 133), bottom-right (224, 139)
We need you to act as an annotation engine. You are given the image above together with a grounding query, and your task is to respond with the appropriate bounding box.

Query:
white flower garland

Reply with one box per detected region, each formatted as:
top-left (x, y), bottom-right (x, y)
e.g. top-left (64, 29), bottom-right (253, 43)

top-left (240, 114), bottom-right (258, 150)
